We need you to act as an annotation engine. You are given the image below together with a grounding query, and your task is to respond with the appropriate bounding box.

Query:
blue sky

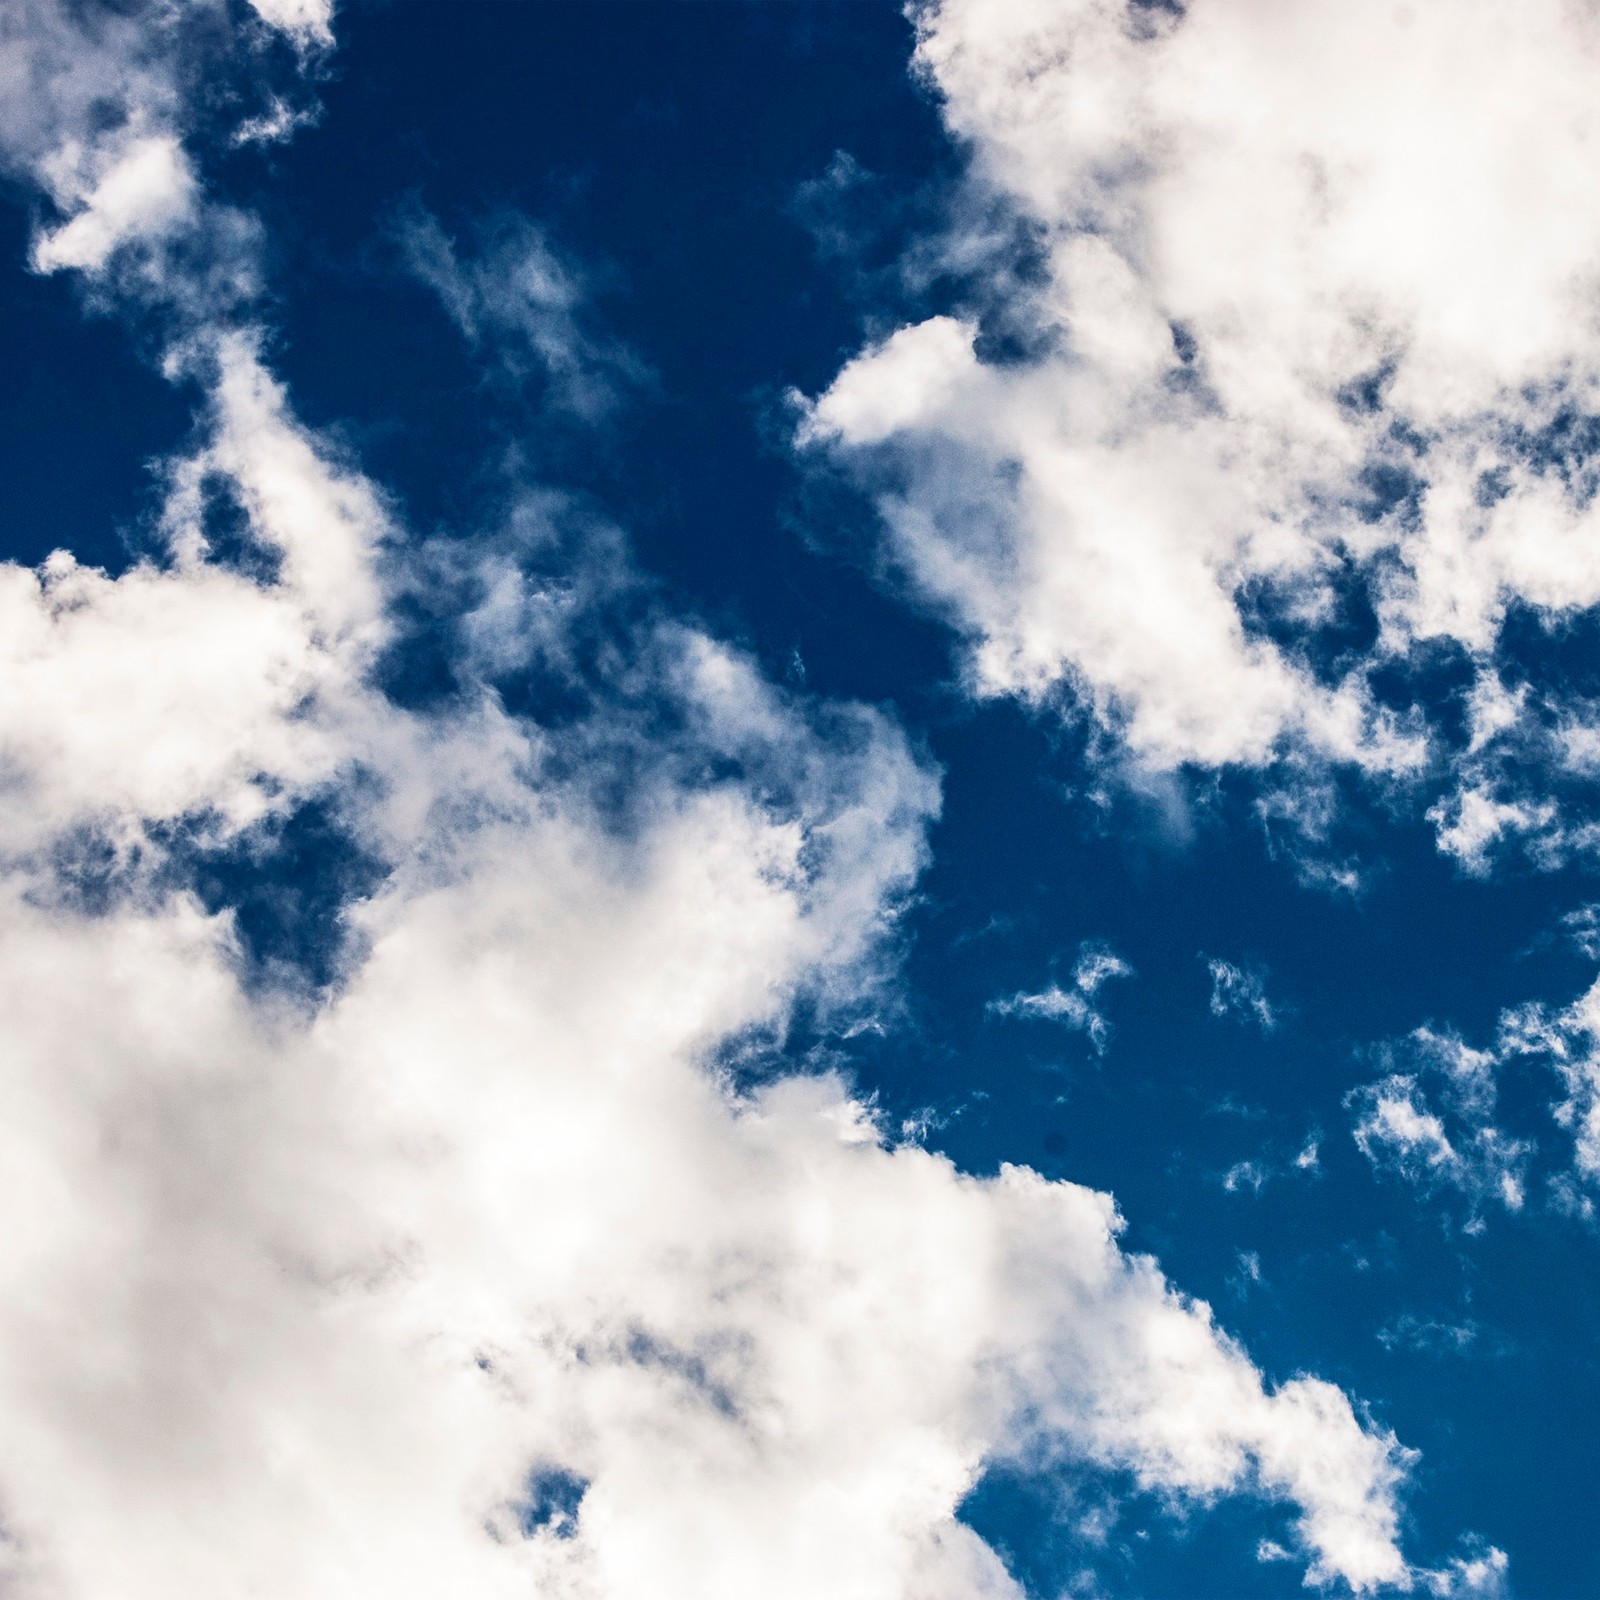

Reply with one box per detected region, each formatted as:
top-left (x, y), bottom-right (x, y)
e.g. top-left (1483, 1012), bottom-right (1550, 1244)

top-left (2, 2), bottom-right (1599, 1596)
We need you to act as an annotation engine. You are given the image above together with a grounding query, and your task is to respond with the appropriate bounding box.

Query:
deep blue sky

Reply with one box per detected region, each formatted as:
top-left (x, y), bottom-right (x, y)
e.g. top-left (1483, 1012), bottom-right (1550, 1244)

top-left (3, 4), bottom-right (1594, 1594)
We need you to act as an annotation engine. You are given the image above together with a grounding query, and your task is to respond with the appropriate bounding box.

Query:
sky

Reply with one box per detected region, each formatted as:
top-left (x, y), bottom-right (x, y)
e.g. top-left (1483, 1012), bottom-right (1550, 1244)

top-left (2, 1), bottom-right (1600, 1595)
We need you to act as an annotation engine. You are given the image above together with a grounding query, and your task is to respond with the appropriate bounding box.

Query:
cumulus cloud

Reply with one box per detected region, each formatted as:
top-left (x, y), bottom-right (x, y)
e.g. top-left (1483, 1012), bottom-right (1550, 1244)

top-left (0, 2), bottom-right (1446, 1594)
top-left (0, 343), bottom-right (1427, 1595)
top-left (0, 332), bottom-right (387, 861)
top-left (989, 940), bottom-right (1132, 1053)
top-left (800, 0), bottom-right (1600, 836)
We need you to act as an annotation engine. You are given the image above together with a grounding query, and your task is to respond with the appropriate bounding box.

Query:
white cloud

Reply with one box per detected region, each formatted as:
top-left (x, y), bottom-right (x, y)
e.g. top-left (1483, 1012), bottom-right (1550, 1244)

top-left (802, 0), bottom-right (1600, 805)
top-left (1349, 1028), bottom-right (1535, 1218)
top-left (990, 941), bottom-right (1132, 1053)
top-left (230, 97), bottom-right (321, 149)
top-left (0, 333), bottom-right (386, 859)
top-left (1427, 786), bottom-right (1557, 877)
top-left (1348, 971), bottom-right (1600, 1217)
top-left (1419, 1545), bottom-right (1512, 1599)
top-left (1206, 957), bottom-right (1278, 1033)
top-left (1223, 1161), bottom-right (1270, 1197)
top-left (1501, 980), bottom-right (1600, 1184)
top-left (32, 132), bottom-right (196, 273)
top-left (0, 350), bottom-right (1424, 1594)
top-left (0, 2), bottom-right (1442, 1591)
top-left (2, 0), bottom-right (325, 302)
top-left (245, 0), bottom-right (335, 51)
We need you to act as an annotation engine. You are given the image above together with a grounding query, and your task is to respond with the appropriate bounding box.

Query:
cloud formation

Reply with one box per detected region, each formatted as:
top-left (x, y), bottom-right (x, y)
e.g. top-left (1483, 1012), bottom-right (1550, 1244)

top-left (1345, 1019), bottom-right (1592, 1224)
top-left (0, 342), bottom-right (1422, 1597)
top-left (1207, 957), bottom-right (1279, 1033)
top-left (989, 940), bottom-right (1132, 1053)
top-left (802, 0), bottom-right (1600, 846)
top-left (0, 3), bottom-right (1457, 1595)
top-left (396, 203), bottom-right (646, 418)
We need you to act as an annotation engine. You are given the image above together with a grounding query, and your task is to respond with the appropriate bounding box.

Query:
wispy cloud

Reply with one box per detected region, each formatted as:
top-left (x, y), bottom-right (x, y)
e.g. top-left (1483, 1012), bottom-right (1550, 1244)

top-left (989, 940), bottom-right (1133, 1053)
top-left (1206, 957), bottom-right (1280, 1033)
top-left (395, 202), bottom-right (647, 419)
top-left (1348, 1029), bottom-right (1531, 1224)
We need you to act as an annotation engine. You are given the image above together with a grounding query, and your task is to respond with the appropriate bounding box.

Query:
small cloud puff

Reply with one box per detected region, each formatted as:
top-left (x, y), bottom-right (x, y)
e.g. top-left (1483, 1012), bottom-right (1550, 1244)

top-left (1205, 957), bottom-right (1280, 1033)
top-left (989, 940), bottom-right (1133, 1053)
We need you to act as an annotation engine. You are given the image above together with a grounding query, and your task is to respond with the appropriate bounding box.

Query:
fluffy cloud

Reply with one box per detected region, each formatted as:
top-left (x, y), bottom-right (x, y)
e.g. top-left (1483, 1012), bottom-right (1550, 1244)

top-left (0, 340), bottom-right (1427, 1595)
top-left (1, 0), bottom-right (322, 301)
top-left (245, 0), bottom-right (334, 51)
top-left (0, 333), bottom-right (385, 858)
top-left (31, 132), bottom-right (197, 272)
top-left (803, 0), bottom-right (1600, 801)
top-left (0, 1), bottom-right (1449, 1593)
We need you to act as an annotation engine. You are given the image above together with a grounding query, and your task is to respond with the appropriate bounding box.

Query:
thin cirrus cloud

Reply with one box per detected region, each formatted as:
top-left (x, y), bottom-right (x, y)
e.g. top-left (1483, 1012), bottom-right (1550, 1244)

top-left (800, 0), bottom-right (1600, 873)
top-left (394, 201), bottom-right (649, 419)
top-left (0, 2), bottom-right (1506, 1596)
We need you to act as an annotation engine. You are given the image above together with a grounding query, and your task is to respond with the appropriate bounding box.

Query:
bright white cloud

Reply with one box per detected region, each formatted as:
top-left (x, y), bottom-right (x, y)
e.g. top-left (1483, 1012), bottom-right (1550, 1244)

top-left (0, 344), bottom-right (1426, 1595)
top-left (0, 1), bottom-right (1447, 1592)
top-left (804, 0), bottom-right (1600, 795)
top-left (0, 334), bottom-right (385, 858)
top-left (246, 0), bottom-right (335, 51)
top-left (2, 0), bottom-right (324, 298)
top-left (32, 132), bottom-right (196, 272)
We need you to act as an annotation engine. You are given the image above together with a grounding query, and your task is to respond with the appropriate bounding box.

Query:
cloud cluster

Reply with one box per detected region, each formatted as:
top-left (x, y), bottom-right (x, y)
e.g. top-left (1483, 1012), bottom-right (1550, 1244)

top-left (1349, 1074), bottom-right (1529, 1227)
top-left (0, 347), bottom-right (1424, 1598)
top-left (0, 3), bottom-right (1455, 1595)
top-left (1343, 1005), bottom-right (1600, 1223)
top-left (802, 0), bottom-right (1600, 839)
top-left (2, 0), bottom-right (328, 311)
